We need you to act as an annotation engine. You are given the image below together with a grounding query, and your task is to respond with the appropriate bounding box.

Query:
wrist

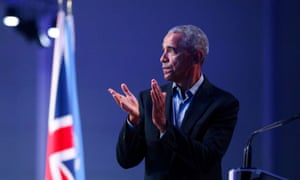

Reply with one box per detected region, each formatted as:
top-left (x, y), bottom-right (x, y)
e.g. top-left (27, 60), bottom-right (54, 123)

top-left (158, 120), bottom-right (167, 133)
top-left (129, 114), bottom-right (140, 126)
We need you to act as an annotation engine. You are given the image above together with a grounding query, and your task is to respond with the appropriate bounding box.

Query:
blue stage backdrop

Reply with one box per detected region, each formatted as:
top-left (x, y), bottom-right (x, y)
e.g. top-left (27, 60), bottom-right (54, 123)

top-left (0, 0), bottom-right (299, 179)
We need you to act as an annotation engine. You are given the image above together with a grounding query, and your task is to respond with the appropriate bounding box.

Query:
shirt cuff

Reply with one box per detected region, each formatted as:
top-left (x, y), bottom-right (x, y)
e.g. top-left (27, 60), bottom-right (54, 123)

top-left (126, 118), bottom-right (135, 129)
top-left (159, 131), bottom-right (166, 138)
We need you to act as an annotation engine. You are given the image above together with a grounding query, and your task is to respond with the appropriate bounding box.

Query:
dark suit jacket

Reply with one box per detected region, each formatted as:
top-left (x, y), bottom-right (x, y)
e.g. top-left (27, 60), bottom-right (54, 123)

top-left (116, 78), bottom-right (239, 180)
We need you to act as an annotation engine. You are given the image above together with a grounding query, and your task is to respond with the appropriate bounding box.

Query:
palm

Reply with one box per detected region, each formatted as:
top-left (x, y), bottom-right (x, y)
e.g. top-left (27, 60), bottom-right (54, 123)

top-left (108, 83), bottom-right (139, 123)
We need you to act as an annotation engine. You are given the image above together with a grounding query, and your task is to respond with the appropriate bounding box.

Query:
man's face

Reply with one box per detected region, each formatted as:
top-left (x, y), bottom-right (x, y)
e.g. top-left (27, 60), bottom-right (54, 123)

top-left (160, 33), bottom-right (193, 83)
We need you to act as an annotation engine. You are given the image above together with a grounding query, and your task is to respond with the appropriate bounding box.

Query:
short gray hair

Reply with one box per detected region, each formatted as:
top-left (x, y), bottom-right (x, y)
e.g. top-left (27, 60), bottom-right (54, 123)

top-left (168, 25), bottom-right (209, 56)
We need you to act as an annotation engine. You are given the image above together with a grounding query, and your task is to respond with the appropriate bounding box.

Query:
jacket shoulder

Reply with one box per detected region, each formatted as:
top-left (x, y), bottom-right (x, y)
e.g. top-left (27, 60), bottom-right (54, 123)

top-left (201, 78), bottom-right (239, 104)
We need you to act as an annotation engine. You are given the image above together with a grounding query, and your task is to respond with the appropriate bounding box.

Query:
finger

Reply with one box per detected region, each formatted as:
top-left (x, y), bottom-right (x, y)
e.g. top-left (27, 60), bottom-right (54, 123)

top-left (151, 89), bottom-right (163, 110)
top-left (121, 83), bottom-right (133, 97)
top-left (108, 88), bottom-right (121, 98)
top-left (108, 88), bottom-right (116, 95)
top-left (150, 89), bottom-right (157, 104)
top-left (162, 92), bottom-right (167, 99)
top-left (151, 79), bottom-right (163, 102)
top-left (108, 88), bottom-right (122, 105)
top-left (151, 91), bottom-right (160, 113)
top-left (152, 79), bottom-right (163, 94)
top-left (150, 83), bottom-right (159, 103)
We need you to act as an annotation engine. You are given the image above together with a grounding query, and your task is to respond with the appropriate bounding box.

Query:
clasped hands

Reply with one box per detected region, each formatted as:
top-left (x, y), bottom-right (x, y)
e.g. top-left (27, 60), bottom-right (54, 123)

top-left (108, 79), bottom-right (167, 133)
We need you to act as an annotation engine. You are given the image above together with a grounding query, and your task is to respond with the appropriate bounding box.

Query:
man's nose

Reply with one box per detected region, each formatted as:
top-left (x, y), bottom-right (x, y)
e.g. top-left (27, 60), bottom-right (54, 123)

top-left (160, 52), bottom-right (168, 63)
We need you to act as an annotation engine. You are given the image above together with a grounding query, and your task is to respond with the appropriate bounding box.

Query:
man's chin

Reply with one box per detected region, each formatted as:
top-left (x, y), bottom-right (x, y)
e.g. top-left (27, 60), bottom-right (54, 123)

top-left (163, 75), bottom-right (172, 81)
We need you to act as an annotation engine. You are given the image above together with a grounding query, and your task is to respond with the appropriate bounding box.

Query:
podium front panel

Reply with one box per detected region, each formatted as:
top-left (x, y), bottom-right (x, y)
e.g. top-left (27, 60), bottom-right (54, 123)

top-left (228, 168), bottom-right (288, 180)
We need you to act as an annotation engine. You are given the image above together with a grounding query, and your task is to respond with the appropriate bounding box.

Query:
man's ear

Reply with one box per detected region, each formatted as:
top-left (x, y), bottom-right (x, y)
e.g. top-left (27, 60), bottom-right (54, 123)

top-left (192, 49), bottom-right (205, 64)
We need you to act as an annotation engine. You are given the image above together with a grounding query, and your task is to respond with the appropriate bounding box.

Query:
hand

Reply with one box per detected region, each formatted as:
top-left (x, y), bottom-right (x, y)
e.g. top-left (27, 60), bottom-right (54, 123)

top-left (108, 83), bottom-right (140, 125)
top-left (150, 79), bottom-right (167, 132)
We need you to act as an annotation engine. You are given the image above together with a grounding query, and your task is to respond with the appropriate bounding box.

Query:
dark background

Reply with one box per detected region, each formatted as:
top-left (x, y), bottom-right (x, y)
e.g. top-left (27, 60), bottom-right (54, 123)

top-left (0, 0), bottom-right (300, 179)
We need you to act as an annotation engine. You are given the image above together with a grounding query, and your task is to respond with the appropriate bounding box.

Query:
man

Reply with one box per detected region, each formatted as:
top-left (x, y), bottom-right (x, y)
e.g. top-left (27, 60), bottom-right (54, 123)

top-left (108, 25), bottom-right (239, 180)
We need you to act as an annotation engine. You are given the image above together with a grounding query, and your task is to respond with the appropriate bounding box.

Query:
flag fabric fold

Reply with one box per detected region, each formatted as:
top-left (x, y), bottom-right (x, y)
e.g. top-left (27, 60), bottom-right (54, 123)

top-left (45, 9), bottom-right (85, 180)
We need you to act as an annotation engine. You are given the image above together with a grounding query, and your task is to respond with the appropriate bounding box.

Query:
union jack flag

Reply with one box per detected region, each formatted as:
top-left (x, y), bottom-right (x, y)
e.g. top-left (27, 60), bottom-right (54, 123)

top-left (45, 9), bottom-right (85, 180)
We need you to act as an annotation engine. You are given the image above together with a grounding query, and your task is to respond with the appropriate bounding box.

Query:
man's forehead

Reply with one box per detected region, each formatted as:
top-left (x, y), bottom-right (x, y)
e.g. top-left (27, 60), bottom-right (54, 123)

top-left (162, 33), bottom-right (183, 47)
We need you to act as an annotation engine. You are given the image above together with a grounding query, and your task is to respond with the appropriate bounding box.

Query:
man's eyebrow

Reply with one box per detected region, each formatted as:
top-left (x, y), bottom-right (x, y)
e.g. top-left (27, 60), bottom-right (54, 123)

top-left (164, 46), bottom-right (177, 50)
top-left (166, 45), bottom-right (176, 48)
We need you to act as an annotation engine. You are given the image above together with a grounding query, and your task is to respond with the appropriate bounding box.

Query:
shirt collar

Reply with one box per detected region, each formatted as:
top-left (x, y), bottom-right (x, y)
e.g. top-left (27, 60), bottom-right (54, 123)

top-left (172, 73), bottom-right (204, 97)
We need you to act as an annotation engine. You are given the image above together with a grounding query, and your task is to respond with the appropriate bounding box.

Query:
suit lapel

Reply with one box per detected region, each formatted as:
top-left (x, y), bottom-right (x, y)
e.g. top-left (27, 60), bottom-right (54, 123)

top-left (162, 84), bottom-right (173, 125)
top-left (180, 79), bottom-right (214, 134)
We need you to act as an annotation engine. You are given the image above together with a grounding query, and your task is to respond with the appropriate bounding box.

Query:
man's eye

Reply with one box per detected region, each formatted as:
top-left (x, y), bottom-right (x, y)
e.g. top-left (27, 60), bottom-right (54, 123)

top-left (167, 47), bottom-right (177, 54)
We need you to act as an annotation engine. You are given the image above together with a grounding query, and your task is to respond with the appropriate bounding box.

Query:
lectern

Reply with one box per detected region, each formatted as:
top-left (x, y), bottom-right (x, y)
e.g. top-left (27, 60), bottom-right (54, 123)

top-left (228, 168), bottom-right (288, 180)
top-left (228, 114), bottom-right (300, 180)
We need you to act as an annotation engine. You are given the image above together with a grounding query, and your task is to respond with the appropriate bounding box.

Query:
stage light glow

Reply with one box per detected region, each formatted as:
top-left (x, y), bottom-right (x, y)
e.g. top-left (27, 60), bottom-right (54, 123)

top-left (48, 27), bottom-right (59, 38)
top-left (3, 16), bottom-right (20, 27)
top-left (39, 33), bottom-right (51, 47)
top-left (3, 6), bottom-right (20, 27)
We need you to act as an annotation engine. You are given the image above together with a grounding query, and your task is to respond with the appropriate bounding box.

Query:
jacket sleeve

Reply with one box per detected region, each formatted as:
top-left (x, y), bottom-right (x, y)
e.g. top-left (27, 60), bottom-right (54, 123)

top-left (116, 94), bottom-right (147, 169)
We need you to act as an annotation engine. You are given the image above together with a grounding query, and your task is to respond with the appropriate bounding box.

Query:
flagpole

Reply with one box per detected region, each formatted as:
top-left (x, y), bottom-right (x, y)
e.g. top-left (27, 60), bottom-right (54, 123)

top-left (58, 0), bottom-right (63, 11)
top-left (45, 0), bottom-right (85, 179)
top-left (67, 0), bottom-right (72, 15)
top-left (64, 0), bottom-right (86, 179)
